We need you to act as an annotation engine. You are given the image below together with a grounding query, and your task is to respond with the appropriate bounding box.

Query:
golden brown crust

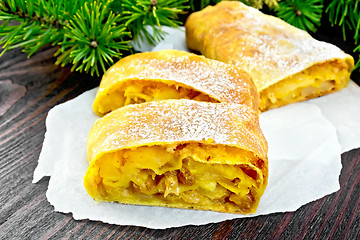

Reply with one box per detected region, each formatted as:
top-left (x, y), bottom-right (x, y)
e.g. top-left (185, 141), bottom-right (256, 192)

top-left (93, 49), bottom-right (259, 116)
top-left (87, 99), bottom-right (268, 165)
top-left (185, 1), bottom-right (354, 106)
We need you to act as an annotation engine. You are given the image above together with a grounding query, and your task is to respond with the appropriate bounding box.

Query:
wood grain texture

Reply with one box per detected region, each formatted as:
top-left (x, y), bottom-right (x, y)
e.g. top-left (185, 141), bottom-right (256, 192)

top-left (0, 47), bottom-right (359, 240)
top-left (0, 80), bottom-right (26, 116)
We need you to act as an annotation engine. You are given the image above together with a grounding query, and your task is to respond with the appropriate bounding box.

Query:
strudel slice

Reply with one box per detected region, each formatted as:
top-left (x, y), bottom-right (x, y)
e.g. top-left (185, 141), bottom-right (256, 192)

top-left (92, 49), bottom-right (259, 116)
top-left (84, 99), bottom-right (268, 214)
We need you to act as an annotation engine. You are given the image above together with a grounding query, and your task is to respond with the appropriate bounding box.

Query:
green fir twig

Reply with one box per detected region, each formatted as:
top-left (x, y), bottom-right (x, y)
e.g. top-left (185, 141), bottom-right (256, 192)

top-left (0, 0), bottom-right (81, 57)
top-left (274, 0), bottom-right (323, 33)
top-left (115, 0), bottom-right (188, 45)
top-left (326, 0), bottom-right (360, 70)
top-left (55, 1), bottom-right (130, 76)
top-left (326, 0), bottom-right (360, 43)
top-left (0, 0), bottom-right (131, 76)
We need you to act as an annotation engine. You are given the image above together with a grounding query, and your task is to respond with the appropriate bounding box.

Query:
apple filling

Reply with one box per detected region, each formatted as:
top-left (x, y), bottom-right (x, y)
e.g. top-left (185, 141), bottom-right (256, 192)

top-left (84, 143), bottom-right (266, 214)
top-left (260, 60), bottom-right (352, 112)
top-left (95, 80), bottom-right (218, 116)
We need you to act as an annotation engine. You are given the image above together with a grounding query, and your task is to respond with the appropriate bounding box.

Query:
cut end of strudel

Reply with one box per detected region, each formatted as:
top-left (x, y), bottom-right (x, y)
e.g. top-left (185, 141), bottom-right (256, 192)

top-left (185, 1), bottom-right (354, 112)
top-left (84, 100), bottom-right (268, 214)
top-left (92, 49), bottom-right (259, 116)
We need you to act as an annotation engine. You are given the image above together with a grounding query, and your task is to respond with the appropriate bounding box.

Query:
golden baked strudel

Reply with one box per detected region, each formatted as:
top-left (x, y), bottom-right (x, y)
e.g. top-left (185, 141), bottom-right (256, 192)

top-left (185, 1), bottom-right (354, 111)
top-left (84, 100), bottom-right (268, 214)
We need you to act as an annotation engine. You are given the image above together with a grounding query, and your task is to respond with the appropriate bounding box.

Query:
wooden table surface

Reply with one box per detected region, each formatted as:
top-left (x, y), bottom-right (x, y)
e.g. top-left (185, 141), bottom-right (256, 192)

top-left (1, 45), bottom-right (360, 240)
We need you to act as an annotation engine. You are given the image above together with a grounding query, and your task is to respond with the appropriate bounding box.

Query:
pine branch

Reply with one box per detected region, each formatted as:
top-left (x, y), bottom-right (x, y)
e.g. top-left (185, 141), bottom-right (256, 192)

top-left (0, 0), bottom-right (78, 57)
top-left (115, 0), bottom-right (188, 45)
top-left (0, 0), bottom-right (131, 76)
top-left (326, 0), bottom-right (360, 43)
top-left (274, 0), bottom-right (323, 33)
top-left (55, 1), bottom-right (131, 76)
top-left (326, 0), bottom-right (360, 70)
top-left (190, 0), bottom-right (211, 11)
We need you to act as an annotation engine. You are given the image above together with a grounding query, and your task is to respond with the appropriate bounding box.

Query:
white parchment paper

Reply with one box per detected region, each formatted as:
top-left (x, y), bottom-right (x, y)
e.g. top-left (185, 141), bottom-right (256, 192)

top-left (33, 27), bottom-right (360, 229)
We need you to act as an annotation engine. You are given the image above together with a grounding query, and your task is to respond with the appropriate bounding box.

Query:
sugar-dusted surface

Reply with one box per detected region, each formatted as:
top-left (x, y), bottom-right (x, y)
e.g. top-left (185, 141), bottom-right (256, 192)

top-left (94, 50), bottom-right (259, 112)
top-left (185, 1), bottom-right (353, 91)
top-left (87, 99), bottom-right (267, 165)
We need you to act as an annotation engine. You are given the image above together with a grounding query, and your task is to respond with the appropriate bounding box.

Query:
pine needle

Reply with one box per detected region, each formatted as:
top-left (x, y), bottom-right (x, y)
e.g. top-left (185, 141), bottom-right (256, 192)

top-left (116, 0), bottom-right (188, 45)
top-left (275, 0), bottom-right (323, 33)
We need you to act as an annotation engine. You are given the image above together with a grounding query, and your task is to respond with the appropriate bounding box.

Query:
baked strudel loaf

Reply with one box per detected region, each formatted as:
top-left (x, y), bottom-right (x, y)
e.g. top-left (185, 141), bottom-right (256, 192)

top-left (185, 1), bottom-right (354, 111)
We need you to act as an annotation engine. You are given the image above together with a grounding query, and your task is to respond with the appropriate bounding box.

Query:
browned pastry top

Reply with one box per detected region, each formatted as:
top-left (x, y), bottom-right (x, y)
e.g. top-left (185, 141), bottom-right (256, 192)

top-left (94, 49), bottom-right (259, 113)
top-left (87, 99), bottom-right (268, 165)
top-left (185, 1), bottom-right (354, 92)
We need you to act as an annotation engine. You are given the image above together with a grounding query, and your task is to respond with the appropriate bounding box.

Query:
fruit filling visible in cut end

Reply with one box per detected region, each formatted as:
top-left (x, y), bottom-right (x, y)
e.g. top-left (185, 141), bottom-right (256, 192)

top-left (260, 60), bottom-right (351, 112)
top-left (85, 144), bottom-right (266, 214)
top-left (96, 80), bottom-right (218, 115)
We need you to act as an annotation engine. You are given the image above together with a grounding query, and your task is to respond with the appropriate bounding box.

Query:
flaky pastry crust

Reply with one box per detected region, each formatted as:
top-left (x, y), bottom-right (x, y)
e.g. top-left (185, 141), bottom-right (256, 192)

top-left (185, 1), bottom-right (354, 111)
top-left (93, 49), bottom-right (259, 116)
top-left (85, 100), bottom-right (268, 214)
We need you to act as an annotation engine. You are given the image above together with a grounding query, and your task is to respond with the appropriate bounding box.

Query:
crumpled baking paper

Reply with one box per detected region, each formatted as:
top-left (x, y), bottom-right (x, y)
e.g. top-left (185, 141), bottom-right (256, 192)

top-left (33, 27), bottom-right (360, 229)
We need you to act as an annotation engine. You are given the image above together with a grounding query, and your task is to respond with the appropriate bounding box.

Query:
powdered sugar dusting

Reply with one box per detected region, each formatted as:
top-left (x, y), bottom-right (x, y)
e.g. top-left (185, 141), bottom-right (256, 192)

top-left (131, 56), bottom-right (238, 99)
top-left (87, 99), bottom-right (267, 162)
top-left (187, 1), bottom-right (352, 91)
top-left (98, 50), bottom-right (257, 110)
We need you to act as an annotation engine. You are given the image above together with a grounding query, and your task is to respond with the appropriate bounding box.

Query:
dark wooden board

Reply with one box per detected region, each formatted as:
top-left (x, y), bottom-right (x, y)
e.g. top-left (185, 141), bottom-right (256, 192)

top-left (0, 45), bottom-right (359, 239)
